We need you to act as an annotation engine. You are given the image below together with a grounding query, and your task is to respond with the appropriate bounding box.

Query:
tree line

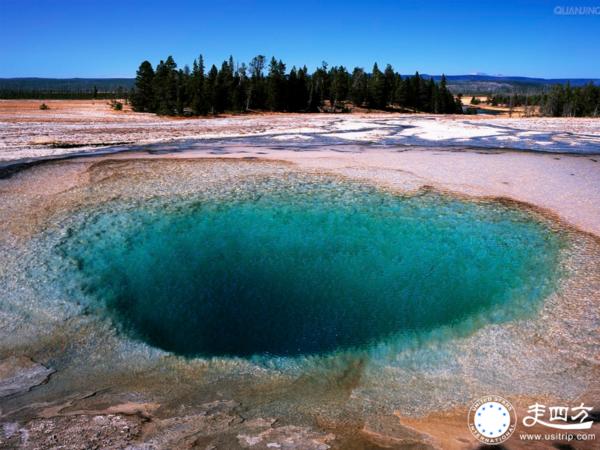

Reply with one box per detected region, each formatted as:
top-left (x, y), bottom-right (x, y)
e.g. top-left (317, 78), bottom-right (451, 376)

top-left (0, 87), bottom-right (128, 100)
top-left (0, 78), bottom-right (133, 100)
top-left (131, 55), bottom-right (464, 115)
top-left (538, 83), bottom-right (600, 117)
top-left (484, 82), bottom-right (600, 117)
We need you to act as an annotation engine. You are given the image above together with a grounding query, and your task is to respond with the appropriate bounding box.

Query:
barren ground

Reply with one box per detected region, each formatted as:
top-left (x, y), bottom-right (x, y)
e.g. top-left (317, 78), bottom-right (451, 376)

top-left (1, 100), bottom-right (600, 162)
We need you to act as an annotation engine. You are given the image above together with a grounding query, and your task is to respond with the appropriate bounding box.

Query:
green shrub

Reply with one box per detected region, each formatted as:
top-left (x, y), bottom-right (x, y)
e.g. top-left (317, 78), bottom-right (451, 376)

top-left (109, 100), bottom-right (123, 111)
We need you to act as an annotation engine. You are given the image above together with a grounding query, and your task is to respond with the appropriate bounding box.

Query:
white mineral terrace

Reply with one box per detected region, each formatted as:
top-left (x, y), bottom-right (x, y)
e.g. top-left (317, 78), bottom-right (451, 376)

top-left (1, 100), bottom-right (600, 161)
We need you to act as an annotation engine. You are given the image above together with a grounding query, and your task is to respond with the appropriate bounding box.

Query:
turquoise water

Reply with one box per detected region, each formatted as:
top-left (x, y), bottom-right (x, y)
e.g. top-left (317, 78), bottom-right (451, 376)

top-left (60, 182), bottom-right (562, 358)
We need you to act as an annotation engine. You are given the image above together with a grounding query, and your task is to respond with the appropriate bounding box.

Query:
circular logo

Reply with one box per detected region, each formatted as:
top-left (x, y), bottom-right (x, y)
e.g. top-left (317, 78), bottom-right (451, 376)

top-left (468, 395), bottom-right (517, 445)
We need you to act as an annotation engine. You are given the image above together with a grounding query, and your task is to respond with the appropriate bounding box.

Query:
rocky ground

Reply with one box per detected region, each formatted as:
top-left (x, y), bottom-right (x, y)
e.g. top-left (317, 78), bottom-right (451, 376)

top-left (0, 355), bottom-right (336, 450)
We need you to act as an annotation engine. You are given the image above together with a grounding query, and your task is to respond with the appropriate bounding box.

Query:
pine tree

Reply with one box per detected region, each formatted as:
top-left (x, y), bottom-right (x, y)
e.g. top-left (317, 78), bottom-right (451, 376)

top-left (191, 55), bottom-right (208, 115)
top-left (438, 75), bottom-right (448, 113)
top-left (383, 64), bottom-right (395, 106)
top-left (267, 57), bottom-right (286, 111)
top-left (580, 82), bottom-right (600, 116)
top-left (367, 63), bottom-right (386, 109)
top-left (431, 79), bottom-right (441, 113)
top-left (563, 82), bottom-right (574, 117)
top-left (153, 56), bottom-right (178, 115)
top-left (350, 67), bottom-right (367, 107)
top-left (309, 63), bottom-right (328, 111)
top-left (395, 78), bottom-right (409, 108)
top-left (391, 73), bottom-right (402, 106)
top-left (132, 60), bottom-right (155, 112)
top-left (232, 63), bottom-right (248, 112)
top-left (175, 67), bottom-right (188, 115)
top-left (206, 65), bottom-right (219, 114)
top-left (411, 71), bottom-right (422, 111)
top-left (287, 67), bottom-right (299, 111)
top-left (216, 59), bottom-right (234, 112)
top-left (541, 85), bottom-right (565, 116)
top-left (248, 55), bottom-right (266, 110)
top-left (418, 74), bottom-right (432, 111)
top-left (330, 66), bottom-right (350, 110)
top-left (296, 66), bottom-right (310, 111)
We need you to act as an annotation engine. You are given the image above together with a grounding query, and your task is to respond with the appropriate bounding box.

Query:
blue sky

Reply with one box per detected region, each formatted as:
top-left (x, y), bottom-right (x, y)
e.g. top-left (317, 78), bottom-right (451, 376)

top-left (1, 0), bottom-right (598, 78)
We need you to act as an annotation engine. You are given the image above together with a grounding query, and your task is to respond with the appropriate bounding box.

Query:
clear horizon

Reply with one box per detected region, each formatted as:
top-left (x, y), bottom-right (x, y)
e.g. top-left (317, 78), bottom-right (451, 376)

top-left (1, 0), bottom-right (598, 78)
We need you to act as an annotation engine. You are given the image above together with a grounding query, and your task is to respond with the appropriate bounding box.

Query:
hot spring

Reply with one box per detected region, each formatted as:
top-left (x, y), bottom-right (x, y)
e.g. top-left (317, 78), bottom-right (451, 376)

top-left (58, 177), bottom-right (562, 359)
top-left (5, 158), bottom-right (596, 448)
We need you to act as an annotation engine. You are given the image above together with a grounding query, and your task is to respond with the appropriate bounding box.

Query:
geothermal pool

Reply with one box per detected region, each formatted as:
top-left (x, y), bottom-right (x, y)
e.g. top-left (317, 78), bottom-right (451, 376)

top-left (0, 157), bottom-right (598, 447)
top-left (59, 180), bottom-right (561, 358)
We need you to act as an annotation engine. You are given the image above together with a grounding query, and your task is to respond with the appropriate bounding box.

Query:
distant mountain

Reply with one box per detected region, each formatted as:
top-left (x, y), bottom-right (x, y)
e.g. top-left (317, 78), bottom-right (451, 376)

top-left (422, 75), bottom-right (600, 94)
top-left (0, 77), bottom-right (135, 92)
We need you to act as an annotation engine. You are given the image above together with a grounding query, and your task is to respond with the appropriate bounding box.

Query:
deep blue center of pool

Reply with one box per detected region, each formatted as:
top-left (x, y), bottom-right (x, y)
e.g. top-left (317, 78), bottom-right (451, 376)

top-left (63, 183), bottom-right (561, 358)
